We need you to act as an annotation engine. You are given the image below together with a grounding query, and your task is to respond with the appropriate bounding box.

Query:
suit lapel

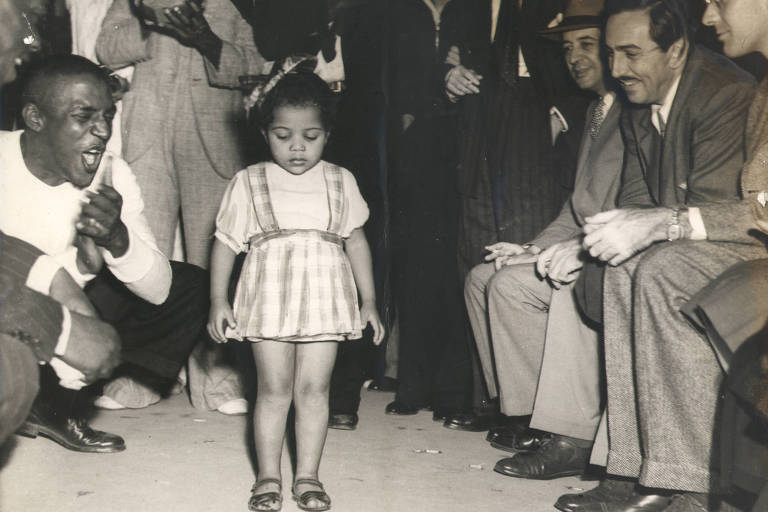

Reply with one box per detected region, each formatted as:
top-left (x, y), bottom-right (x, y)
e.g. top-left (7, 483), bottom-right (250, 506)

top-left (628, 108), bottom-right (658, 202)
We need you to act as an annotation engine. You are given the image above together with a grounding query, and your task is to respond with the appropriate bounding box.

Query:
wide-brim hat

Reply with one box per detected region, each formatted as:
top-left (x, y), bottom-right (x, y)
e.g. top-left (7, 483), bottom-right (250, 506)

top-left (540, 0), bottom-right (605, 37)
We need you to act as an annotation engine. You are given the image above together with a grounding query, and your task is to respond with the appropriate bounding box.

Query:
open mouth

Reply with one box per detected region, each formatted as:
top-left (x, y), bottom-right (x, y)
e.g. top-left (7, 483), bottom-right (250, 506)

top-left (82, 147), bottom-right (105, 172)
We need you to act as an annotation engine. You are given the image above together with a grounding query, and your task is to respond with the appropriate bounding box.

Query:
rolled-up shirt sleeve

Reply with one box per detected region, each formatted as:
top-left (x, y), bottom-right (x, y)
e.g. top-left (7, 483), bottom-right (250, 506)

top-left (106, 155), bottom-right (171, 304)
top-left (26, 254), bottom-right (64, 295)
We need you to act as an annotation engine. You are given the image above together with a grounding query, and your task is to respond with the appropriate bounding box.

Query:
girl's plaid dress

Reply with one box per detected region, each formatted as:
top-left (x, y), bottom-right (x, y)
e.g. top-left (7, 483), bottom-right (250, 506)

top-left (220, 162), bottom-right (362, 342)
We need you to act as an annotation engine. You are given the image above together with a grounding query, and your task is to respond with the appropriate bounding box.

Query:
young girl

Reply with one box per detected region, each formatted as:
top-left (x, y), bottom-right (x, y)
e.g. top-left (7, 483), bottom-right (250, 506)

top-left (207, 71), bottom-right (384, 512)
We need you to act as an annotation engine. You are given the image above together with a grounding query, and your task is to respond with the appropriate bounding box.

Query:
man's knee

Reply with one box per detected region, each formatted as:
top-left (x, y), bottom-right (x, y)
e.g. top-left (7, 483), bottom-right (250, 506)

top-left (487, 263), bottom-right (538, 304)
top-left (0, 338), bottom-right (40, 444)
top-left (465, 263), bottom-right (495, 301)
top-left (168, 262), bottom-right (208, 311)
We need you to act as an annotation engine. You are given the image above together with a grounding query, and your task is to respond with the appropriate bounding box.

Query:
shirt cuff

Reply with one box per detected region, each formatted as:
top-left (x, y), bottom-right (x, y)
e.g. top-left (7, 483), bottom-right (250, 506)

top-left (25, 255), bottom-right (63, 295)
top-left (53, 306), bottom-right (72, 357)
top-left (687, 207), bottom-right (707, 240)
top-left (102, 227), bottom-right (154, 283)
top-left (48, 357), bottom-right (87, 390)
top-left (549, 106), bottom-right (569, 133)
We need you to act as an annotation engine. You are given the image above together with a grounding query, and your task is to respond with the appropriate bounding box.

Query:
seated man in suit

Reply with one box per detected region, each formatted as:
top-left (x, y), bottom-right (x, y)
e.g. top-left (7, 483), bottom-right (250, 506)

top-left (574, 0), bottom-right (760, 508)
top-left (0, 54), bottom-right (207, 453)
top-left (465, 0), bottom-right (620, 483)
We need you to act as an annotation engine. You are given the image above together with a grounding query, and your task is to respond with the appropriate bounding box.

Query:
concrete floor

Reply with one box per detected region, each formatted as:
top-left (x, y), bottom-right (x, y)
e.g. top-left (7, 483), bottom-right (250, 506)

top-left (0, 389), bottom-right (596, 512)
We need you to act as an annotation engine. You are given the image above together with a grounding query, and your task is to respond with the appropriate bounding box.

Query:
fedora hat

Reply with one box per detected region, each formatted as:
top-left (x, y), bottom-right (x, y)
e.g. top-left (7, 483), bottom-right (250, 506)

top-left (540, 0), bottom-right (605, 36)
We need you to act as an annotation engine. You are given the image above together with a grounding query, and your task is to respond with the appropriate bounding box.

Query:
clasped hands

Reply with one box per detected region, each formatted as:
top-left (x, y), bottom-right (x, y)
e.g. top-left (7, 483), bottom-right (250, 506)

top-left (485, 240), bottom-right (582, 289)
top-left (75, 184), bottom-right (129, 275)
top-left (138, 0), bottom-right (215, 48)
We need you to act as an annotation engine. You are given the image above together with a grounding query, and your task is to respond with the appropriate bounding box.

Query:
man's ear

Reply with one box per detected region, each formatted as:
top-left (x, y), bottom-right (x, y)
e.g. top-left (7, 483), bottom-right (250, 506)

top-left (667, 38), bottom-right (687, 69)
top-left (21, 103), bottom-right (45, 132)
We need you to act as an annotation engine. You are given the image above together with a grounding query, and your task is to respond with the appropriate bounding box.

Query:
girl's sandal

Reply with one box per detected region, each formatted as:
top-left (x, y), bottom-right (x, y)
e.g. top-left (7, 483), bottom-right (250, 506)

top-left (291, 478), bottom-right (332, 512)
top-left (248, 478), bottom-right (283, 512)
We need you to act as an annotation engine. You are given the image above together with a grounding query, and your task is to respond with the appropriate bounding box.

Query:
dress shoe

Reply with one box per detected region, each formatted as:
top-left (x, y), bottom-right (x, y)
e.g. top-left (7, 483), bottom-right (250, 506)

top-left (432, 408), bottom-right (457, 422)
top-left (486, 415), bottom-right (531, 442)
top-left (328, 413), bottom-right (359, 430)
top-left (367, 377), bottom-right (397, 392)
top-left (490, 428), bottom-right (550, 453)
top-left (575, 493), bottom-right (672, 511)
top-left (555, 476), bottom-right (637, 511)
top-left (385, 401), bottom-right (421, 415)
top-left (443, 412), bottom-right (492, 432)
top-left (18, 407), bottom-right (125, 453)
top-left (494, 434), bottom-right (590, 479)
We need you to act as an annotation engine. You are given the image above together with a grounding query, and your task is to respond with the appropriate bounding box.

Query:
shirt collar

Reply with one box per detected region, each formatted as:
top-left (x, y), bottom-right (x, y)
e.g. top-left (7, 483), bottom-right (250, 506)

top-left (650, 73), bottom-right (682, 135)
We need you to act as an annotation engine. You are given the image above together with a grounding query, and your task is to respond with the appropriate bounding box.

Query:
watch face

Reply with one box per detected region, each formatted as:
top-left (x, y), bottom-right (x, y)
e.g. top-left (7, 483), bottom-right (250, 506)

top-left (667, 224), bottom-right (683, 241)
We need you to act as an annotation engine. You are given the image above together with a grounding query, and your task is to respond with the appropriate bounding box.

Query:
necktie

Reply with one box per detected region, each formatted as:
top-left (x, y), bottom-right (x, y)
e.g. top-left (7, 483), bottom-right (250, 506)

top-left (651, 105), bottom-right (666, 137)
top-left (589, 97), bottom-right (606, 139)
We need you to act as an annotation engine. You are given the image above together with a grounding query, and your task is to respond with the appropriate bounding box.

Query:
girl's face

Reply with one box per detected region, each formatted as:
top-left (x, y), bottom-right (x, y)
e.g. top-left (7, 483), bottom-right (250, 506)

top-left (264, 104), bottom-right (329, 175)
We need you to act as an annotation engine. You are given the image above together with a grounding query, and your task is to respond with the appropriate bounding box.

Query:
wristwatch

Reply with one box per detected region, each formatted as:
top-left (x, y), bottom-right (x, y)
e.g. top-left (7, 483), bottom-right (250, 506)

top-left (666, 207), bottom-right (684, 241)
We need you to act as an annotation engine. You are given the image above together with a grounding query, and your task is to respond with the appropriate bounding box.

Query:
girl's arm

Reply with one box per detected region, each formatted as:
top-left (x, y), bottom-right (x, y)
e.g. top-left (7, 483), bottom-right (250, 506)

top-left (207, 239), bottom-right (238, 343)
top-left (344, 227), bottom-right (384, 345)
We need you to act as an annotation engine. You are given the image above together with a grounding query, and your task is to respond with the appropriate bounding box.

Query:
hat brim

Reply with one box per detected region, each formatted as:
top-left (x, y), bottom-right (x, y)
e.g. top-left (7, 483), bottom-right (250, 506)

top-left (540, 15), bottom-right (602, 37)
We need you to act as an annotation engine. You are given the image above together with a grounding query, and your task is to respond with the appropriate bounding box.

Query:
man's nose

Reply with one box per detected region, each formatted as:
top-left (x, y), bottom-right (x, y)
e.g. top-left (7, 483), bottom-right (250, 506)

top-left (91, 117), bottom-right (111, 140)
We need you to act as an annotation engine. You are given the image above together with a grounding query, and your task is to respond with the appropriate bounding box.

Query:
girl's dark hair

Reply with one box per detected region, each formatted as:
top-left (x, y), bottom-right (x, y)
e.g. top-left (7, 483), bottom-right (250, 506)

top-left (257, 72), bottom-right (337, 131)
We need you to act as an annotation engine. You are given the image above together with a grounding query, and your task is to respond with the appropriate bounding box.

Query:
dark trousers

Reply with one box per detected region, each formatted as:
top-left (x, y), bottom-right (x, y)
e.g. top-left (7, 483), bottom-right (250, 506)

top-left (0, 334), bottom-right (40, 444)
top-left (35, 261), bottom-right (207, 414)
top-left (329, 339), bottom-right (372, 414)
top-left (389, 111), bottom-right (472, 410)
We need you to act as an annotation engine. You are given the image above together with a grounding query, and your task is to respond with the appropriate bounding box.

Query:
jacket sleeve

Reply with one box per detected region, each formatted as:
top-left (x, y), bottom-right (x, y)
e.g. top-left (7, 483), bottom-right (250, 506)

top-left (95, 0), bottom-right (150, 69)
top-left (202, 6), bottom-right (267, 88)
top-left (529, 198), bottom-right (581, 249)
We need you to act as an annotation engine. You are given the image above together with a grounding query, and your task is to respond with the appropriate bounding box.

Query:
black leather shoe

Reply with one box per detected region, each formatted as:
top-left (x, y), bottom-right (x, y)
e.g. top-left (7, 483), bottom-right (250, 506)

top-left (18, 407), bottom-right (125, 453)
top-left (432, 408), bottom-right (459, 422)
top-left (493, 434), bottom-right (590, 479)
top-left (486, 415), bottom-right (531, 442)
top-left (443, 412), bottom-right (492, 432)
top-left (385, 401), bottom-right (421, 415)
top-left (575, 492), bottom-right (672, 511)
top-left (490, 428), bottom-right (550, 453)
top-left (555, 477), bottom-right (637, 511)
top-left (328, 413), bottom-right (358, 430)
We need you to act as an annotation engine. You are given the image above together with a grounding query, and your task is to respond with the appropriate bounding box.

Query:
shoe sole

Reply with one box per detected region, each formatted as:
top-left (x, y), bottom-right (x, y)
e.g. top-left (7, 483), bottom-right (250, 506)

top-left (442, 422), bottom-right (489, 432)
top-left (493, 465), bottom-right (582, 480)
top-left (327, 424), bottom-right (357, 431)
top-left (17, 423), bottom-right (126, 453)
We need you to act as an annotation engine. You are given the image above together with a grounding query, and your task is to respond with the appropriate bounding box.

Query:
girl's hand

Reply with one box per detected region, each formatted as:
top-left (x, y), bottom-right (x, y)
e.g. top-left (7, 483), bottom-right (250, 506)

top-left (360, 302), bottom-right (385, 345)
top-left (207, 299), bottom-right (236, 343)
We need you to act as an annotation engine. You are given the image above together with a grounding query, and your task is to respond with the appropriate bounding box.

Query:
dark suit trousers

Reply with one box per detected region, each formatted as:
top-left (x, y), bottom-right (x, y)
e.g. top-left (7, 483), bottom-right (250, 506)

top-left (0, 334), bottom-right (40, 444)
top-left (36, 261), bottom-right (207, 414)
top-left (390, 111), bottom-right (473, 410)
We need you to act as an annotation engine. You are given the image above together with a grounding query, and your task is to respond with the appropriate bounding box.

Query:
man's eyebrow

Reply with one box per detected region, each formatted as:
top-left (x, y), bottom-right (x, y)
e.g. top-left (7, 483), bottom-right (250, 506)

top-left (615, 43), bottom-right (642, 51)
top-left (578, 35), bottom-right (599, 43)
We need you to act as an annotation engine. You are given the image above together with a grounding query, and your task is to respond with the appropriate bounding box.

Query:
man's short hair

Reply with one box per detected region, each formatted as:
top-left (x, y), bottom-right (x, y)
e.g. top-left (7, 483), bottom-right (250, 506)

top-left (19, 54), bottom-right (112, 110)
top-left (604, 0), bottom-right (693, 52)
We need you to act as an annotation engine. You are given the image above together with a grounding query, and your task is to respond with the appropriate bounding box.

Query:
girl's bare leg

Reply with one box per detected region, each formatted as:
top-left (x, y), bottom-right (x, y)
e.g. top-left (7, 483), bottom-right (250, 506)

top-left (251, 340), bottom-right (295, 505)
top-left (293, 341), bottom-right (338, 507)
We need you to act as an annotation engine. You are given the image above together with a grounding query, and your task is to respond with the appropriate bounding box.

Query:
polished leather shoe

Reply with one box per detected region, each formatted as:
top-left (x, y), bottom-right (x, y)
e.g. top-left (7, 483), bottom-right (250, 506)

top-left (490, 428), bottom-right (550, 453)
top-left (575, 492), bottom-right (672, 511)
top-left (486, 415), bottom-right (531, 442)
top-left (18, 408), bottom-right (125, 453)
top-left (443, 412), bottom-right (492, 432)
top-left (328, 413), bottom-right (358, 430)
top-left (555, 477), bottom-right (637, 511)
top-left (385, 401), bottom-right (421, 415)
top-left (494, 434), bottom-right (590, 479)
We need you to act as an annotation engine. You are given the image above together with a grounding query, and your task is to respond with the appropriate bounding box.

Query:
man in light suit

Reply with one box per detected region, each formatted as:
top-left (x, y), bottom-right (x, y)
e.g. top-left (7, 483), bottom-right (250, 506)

top-left (95, 0), bottom-right (265, 412)
top-left (576, 0), bottom-right (758, 508)
top-left (464, 0), bottom-right (621, 484)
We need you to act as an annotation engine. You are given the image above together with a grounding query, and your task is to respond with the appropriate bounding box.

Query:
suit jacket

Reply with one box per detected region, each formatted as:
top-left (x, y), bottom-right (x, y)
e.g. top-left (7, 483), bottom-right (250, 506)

top-left (617, 45), bottom-right (755, 210)
top-left (95, 0), bottom-right (265, 180)
top-left (532, 98), bottom-right (624, 249)
top-left (697, 78), bottom-right (768, 244)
